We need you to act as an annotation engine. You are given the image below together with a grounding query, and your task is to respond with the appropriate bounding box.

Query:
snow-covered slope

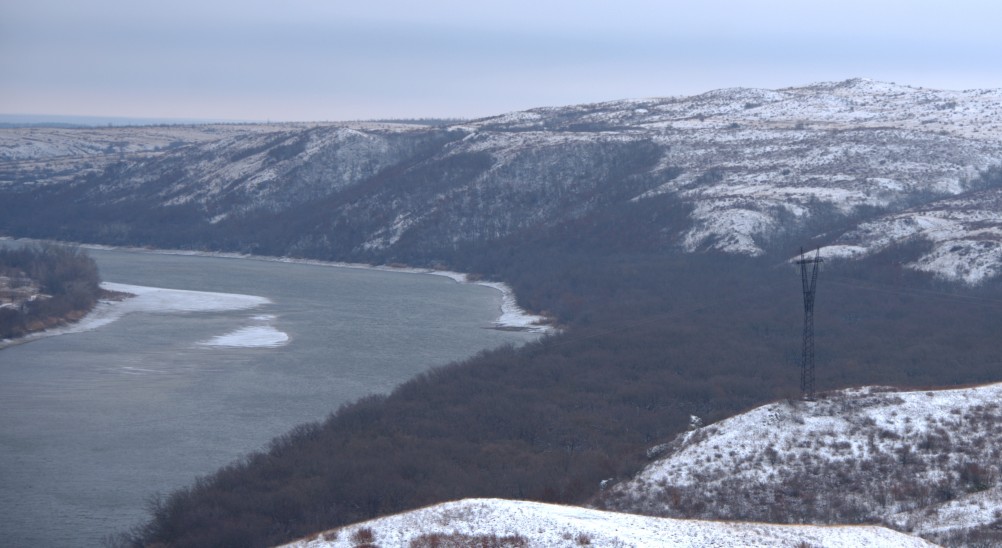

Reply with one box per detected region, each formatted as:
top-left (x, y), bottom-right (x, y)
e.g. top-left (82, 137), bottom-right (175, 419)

top-left (3, 79), bottom-right (1002, 283)
top-left (823, 187), bottom-right (1002, 284)
top-left (279, 498), bottom-right (934, 548)
top-left (465, 78), bottom-right (1002, 276)
top-left (598, 383), bottom-right (1002, 546)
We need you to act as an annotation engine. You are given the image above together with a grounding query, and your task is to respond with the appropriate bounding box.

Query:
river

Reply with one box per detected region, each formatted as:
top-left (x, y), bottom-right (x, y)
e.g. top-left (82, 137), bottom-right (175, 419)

top-left (0, 246), bottom-right (541, 547)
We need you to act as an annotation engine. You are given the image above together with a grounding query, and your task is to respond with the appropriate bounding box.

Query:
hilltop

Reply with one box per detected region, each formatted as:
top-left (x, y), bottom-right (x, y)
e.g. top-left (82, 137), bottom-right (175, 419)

top-left (281, 497), bottom-right (935, 548)
top-left (1, 79), bottom-right (1001, 283)
top-left (597, 383), bottom-right (1002, 546)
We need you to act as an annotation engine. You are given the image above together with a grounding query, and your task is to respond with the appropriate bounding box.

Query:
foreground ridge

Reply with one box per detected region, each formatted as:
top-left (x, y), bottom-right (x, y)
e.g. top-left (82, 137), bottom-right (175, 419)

top-left (598, 383), bottom-right (1002, 546)
top-left (281, 497), bottom-right (934, 548)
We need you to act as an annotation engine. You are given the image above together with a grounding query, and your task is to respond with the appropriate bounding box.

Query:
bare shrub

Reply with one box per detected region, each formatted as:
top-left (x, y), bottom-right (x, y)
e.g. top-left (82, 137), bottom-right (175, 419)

top-left (352, 527), bottom-right (376, 546)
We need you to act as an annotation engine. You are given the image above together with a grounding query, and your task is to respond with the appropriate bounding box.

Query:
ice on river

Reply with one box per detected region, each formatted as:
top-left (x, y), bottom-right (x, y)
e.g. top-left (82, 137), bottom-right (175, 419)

top-left (198, 326), bottom-right (289, 348)
top-left (100, 281), bottom-right (270, 313)
top-left (198, 313), bottom-right (290, 349)
top-left (0, 281), bottom-right (277, 348)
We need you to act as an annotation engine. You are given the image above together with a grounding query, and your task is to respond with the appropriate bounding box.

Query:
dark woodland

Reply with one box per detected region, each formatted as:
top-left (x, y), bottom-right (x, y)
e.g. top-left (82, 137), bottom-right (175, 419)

top-left (70, 198), bottom-right (1001, 547)
top-left (0, 244), bottom-right (102, 340)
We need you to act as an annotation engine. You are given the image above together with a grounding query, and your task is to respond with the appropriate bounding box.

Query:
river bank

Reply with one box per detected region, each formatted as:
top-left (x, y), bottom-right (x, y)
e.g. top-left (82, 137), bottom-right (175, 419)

top-left (113, 247), bottom-right (554, 333)
top-left (0, 240), bottom-right (132, 347)
top-left (0, 246), bottom-right (542, 548)
top-left (0, 286), bottom-right (133, 349)
top-left (2, 237), bottom-right (554, 334)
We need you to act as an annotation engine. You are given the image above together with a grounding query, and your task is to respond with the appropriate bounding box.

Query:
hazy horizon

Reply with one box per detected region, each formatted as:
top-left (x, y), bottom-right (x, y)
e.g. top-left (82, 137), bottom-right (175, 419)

top-left (3, 0), bottom-right (1001, 122)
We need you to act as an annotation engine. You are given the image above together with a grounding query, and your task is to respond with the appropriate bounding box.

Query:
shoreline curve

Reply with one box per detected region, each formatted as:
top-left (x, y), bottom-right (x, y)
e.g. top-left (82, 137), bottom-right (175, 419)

top-left (1, 237), bottom-right (555, 335)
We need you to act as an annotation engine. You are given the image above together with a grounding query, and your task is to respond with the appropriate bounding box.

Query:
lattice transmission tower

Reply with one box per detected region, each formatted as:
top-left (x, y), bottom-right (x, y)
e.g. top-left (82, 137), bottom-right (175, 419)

top-left (796, 247), bottom-right (823, 401)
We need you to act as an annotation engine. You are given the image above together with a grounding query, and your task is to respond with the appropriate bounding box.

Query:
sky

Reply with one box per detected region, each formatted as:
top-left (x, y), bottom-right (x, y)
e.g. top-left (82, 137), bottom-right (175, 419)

top-left (2, 0), bottom-right (1001, 122)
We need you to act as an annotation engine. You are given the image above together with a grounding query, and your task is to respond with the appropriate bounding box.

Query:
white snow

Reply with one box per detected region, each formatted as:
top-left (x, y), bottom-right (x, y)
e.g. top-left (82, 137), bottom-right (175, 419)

top-left (197, 311), bottom-right (289, 348)
top-left (0, 281), bottom-right (272, 348)
top-left (456, 79), bottom-right (1002, 266)
top-left (606, 382), bottom-right (1002, 543)
top-left (890, 486), bottom-right (1002, 537)
top-left (279, 498), bottom-right (933, 548)
top-left (471, 280), bottom-right (551, 333)
top-left (814, 244), bottom-right (869, 260)
top-left (835, 188), bottom-right (1002, 284)
top-left (199, 325), bottom-right (289, 348)
top-left (8, 79), bottom-right (1002, 283)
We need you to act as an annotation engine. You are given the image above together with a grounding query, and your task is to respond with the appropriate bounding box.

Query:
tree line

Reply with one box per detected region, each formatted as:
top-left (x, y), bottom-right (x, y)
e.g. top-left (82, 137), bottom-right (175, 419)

top-left (112, 200), bottom-right (1002, 547)
top-left (0, 244), bottom-right (102, 339)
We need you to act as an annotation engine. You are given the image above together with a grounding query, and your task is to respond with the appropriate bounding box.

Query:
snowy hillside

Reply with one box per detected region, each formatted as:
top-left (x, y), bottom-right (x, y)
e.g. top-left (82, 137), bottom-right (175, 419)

top-left (279, 498), bottom-right (934, 548)
top-left (2, 79), bottom-right (1001, 283)
top-left (597, 383), bottom-right (1002, 546)
top-left (824, 187), bottom-right (1002, 284)
top-left (470, 79), bottom-right (1002, 280)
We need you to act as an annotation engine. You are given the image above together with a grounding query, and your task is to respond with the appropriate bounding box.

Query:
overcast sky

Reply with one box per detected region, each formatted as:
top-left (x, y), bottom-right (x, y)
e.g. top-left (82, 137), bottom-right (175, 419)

top-left (2, 0), bottom-right (1000, 122)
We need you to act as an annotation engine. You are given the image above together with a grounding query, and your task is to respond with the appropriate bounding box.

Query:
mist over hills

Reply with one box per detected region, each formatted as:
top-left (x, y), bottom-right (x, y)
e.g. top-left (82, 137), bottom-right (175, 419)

top-left (6, 80), bottom-right (1002, 547)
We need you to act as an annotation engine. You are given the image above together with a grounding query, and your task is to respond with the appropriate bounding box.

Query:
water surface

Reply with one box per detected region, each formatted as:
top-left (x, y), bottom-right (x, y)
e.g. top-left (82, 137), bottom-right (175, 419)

top-left (0, 248), bottom-right (538, 546)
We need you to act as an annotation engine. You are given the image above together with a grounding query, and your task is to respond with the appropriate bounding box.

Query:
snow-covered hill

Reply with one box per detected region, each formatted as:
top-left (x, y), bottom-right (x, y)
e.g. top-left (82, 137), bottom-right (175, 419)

top-left (3, 79), bottom-right (1001, 283)
top-left (279, 498), bottom-right (934, 548)
top-left (466, 78), bottom-right (1002, 274)
top-left (597, 383), bottom-right (1002, 546)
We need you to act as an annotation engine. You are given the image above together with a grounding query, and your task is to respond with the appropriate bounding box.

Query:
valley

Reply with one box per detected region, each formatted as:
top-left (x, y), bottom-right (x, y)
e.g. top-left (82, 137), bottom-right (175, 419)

top-left (4, 79), bottom-right (1002, 547)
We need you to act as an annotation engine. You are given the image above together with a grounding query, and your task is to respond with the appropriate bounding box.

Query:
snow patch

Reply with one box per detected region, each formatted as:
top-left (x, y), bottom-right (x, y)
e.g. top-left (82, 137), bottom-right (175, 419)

top-left (199, 325), bottom-right (289, 348)
top-left (280, 498), bottom-right (933, 548)
top-left (813, 244), bottom-right (869, 260)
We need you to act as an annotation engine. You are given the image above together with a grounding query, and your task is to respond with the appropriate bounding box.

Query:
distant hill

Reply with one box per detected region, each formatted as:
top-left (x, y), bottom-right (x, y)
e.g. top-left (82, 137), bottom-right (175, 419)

top-left (0, 113), bottom-right (250, 128)
top-left (2, 78), bottom-right (1001, 284)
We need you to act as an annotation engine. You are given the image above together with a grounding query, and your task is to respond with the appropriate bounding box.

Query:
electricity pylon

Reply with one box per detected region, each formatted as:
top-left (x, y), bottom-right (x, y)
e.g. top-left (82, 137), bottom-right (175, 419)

top-left (796, 247), bottom-right (823, 400)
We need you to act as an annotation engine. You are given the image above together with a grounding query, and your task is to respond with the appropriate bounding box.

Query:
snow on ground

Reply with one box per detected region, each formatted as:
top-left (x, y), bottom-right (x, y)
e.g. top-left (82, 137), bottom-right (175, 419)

top-left (8, 79), bottom-right (1002, 283)
top-left (472, 280), bottom-right (552, 333)
top-left (834, 188), bottom-right (1002, 284)
top-left (462, 79), bottom-right (1002, 270)
top-left (0, 281), bottom-right (272, 348)
top-left (280, 498), bottom-right (933, 548)
top-left (602, 383), bottom-right (1002, 543)
top-left (890, 486), bottom-right (1002, 538)
top-left (814, 244), bottom-right (869, 260)
top-left (626, 384), bottom-right (1002, 487)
